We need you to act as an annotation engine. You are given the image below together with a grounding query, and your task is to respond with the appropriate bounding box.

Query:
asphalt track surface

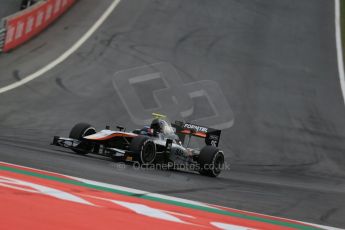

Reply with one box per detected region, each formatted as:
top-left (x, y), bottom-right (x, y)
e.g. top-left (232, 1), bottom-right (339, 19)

top-left (1, 0), bottom-right (345, 228)
top-left (0, 0), bottom-right (21, 19)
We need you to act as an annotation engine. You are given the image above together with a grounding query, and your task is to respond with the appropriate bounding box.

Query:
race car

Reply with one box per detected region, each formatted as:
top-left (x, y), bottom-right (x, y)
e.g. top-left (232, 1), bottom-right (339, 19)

top-left (52, 114), bottom-right (225, 177)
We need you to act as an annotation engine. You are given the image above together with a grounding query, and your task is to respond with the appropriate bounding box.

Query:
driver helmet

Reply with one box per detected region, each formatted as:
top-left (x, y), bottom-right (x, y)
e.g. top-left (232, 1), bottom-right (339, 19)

top-left (150, 118), bottom-right (164, 133)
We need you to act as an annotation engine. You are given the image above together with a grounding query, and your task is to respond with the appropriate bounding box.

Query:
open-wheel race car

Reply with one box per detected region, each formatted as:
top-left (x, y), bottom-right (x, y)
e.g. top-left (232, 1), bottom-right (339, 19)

top-left (52, 114), bottom-right (226, 177)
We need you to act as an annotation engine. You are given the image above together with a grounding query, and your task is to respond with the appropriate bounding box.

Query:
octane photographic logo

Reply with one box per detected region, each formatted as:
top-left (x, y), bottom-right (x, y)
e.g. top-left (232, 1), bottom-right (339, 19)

top-left (127, 162), bottom-right (232, 172)
top-left (112, 63), bottom-right (234, 130)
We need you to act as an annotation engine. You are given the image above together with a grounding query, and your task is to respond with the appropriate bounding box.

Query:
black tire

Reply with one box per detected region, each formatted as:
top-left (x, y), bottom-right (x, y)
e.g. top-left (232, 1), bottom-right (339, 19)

top-left (69, 123), bottom-right (96, 155)
top-left (198, 146), bottom-right (224, 177)
top-left (130, 135), bottom-right (156, 164)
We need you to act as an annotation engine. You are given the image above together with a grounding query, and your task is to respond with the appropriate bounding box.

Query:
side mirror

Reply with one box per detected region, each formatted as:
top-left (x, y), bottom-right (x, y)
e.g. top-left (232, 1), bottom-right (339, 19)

top-left (117, 126), bottom-right (125, 131)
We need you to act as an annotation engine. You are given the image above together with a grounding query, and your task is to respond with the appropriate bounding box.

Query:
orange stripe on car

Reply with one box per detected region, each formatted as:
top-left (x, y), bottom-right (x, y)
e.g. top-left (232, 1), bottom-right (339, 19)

top-left (180, 130), bottom-right (207, 138)
top-left (86, 133), bottom-right (137, 141)
top-left (194, 132), bottom-right (207, 138)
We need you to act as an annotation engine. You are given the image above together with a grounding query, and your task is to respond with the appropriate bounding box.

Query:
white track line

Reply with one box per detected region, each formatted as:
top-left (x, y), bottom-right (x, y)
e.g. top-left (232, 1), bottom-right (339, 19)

top-left (335, 0), bottom-right (345, 104)
top-left (0, 0), bottom-right (121, 94)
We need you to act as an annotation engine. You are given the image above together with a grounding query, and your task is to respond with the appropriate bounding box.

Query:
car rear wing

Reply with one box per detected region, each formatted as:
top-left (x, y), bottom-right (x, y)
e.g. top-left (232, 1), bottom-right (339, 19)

top-left (172, 121), bottom-right (221, 147)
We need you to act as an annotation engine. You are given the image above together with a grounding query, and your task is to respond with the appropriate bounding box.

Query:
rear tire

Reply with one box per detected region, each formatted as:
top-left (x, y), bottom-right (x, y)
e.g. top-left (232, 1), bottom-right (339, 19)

top-left (198, 146), bottom-right (224, 177)
top-left (69, 123), bottom-right (96, 155)
top-left (130, 136), bottom-right (156, 164)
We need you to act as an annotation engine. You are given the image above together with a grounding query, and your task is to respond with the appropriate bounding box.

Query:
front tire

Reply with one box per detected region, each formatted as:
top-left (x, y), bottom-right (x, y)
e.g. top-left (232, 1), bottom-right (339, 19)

top-left (198, 146), bottom-right (225, 177)
top-left (69, 123), bottom-right (96, 155)
top-left (130, 136), bottom-right (156, 164)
